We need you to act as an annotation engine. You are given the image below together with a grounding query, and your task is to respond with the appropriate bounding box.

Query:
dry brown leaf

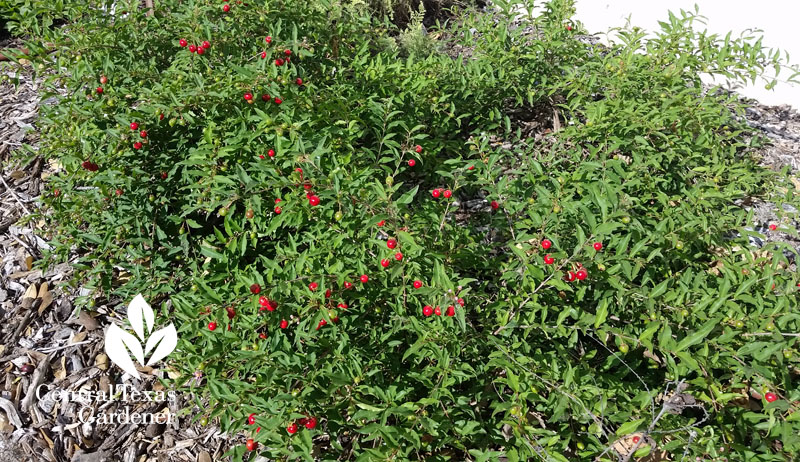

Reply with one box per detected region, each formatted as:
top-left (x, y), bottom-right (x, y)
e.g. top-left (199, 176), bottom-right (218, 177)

top-left (72, 311), bottom-right (100, 330)
top-left (70, 331), bottom-right (87, 344)
top-left (39, 428), bottom-right (54, 449)
top-left (95, 353), bottom-right (108, 371)
top-left (37, 283), bottom-right (53, 315)
top-left (9, 170), bottom-right (25, 180)
top-left (22, 284), bottom-right (38, 300)
top-left (53, 357), bottom-right (66, 381)
top-left (791, 176), bottom-right (800, 191)
top-left (24, 255), bottom-right (33, 271)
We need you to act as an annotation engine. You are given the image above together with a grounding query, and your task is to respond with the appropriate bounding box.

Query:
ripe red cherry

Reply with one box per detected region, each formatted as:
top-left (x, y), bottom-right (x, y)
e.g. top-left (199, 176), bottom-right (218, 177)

top-left (250, 284), bottom-right (261, 294)
top-left (275, 58), bottom-right (284, 66)
top-left (267, 300), bottom-right (277, 311)
top-left (567, 271), bottom-right (576, 282)
top-left (632, 436), bottom-right (640, 444)
top-left (188, 45), bottom-right (197, 53)
top-left (468, 165), bottom-right (474, 170)
top-left (208, 322), bottom-right (217, 331)
top-left (423, 305), bottom-right (433, 316)
top-left (337, 303), bottom-right (348, 309)
top-left (274, 98), bottom-right (282, 105)
top-left (115, 188), bottom-right (123, 196)
top-left (260, 51), bottom-right (267, 59)
top-left (769, 224), bottom-right (777, 231)
top-left (196, 46), bottom-right (205, 55)
top-left (287, 423), bottom-right (298, 434)
top-left (544, 254), bottom-right (555, 265)
top-left (381, 259), bottom-right (390, 268)
top-left (179, 39), bottom-right (187, 47)
top-left (296, 78), bottom-right (303, 85)
top-left (394, 252), bottom-right (403, 261)
top-left (259, 296), bottom-right (269, 307)
top-left (140, 130), bottom-right (148, 138)
top-left (387, 239), bottom-right (397, 249)
top-left (222, 4), bottom-right (230, 11)
top-left (309, 282), bottom-right (318, 291)
top-left (265, 36), bottom-right (272, 44)
top-left (434, 306), bottom-right (442, 316)
top-left (160, 171), bottom-right (168, 180)
top-left (360, 274), bottom-right (369, 283)
top-left (446, 305), bottom-right (455, 316)
top-left (267, 149), bottom-right (275, 157)
top-left (305, 416), bottom-right (317, 429)
top-left (765, 392), bottom-right (778, 403)
top-left (408, 159), bottom-right (416, 167)
top-left (593, 242), bottom-right (603, 251)
top-left (576, 269), bottom-right (588, 280)
top-left (159, 113), bottom-right (164, 120)
top-left (248, 413), bottom-right (256, 425)
top-left (244, 93), bottom-right (253, 101)
top-left (133, 142), bottom-right (142, 150)
top-left (284, 49), bottom-right (292, 56)
top-left (246, 439), bottom-right (257, 451)
top-left (415, 145), bottom-right (422, 153)
top-left (344, 281), bottom-right (353, 289)
top-left (280, 319), bottom-right (288, 329)
top-left (413, 280), bottom-right (422, 289)
top-left (309, 195), bottom-right (320, 206)
top-left (431, 189), bottom-right (441, 198)
top-left (274, 206), bottom-right (282, 214)
top-left (130, 122), bottom-right (139, 130)
top-left (316, 319), bottom-right (327, 330)
top-left (443, 190), bottom-right (452, 198)
top-left (377, 220), bottom-right (385, 227)
top-left (96, 87), bottom-right (103, 94)
top-left (541, 239), bottom-right (552, 249)
top-left (202, 41), bottom-right (210, 49)
top-left (457, 298), bottom-right (464, 306)
top-left (490, 200), bottom-right (499, 209)
top-left (274, 198), bottom-right (282, 204)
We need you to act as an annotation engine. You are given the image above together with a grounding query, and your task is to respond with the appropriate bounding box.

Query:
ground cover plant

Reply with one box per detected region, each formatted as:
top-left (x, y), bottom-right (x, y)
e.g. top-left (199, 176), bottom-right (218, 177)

top-left (5, 0), bottom-right (800, 460)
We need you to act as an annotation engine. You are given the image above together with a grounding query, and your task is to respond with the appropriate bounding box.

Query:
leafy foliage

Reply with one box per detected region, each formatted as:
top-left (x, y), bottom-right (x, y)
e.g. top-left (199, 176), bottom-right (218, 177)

top-left (11, 0), bottom-right (800, 460)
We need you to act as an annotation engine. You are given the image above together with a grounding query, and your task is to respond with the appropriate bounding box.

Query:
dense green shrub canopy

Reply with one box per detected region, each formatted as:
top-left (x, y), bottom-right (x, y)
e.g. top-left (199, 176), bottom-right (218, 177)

top-left (7, 0), bottom-right (800, 460)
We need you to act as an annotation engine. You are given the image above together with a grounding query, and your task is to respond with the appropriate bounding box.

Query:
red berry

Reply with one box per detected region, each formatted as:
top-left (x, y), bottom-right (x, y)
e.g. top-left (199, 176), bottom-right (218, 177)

top-left (468, 165), bottom-right (474, 170)
top-left (159, 113), bottom-right (164, 120)
top-left (99, 75), bottom-right (107, 84)
top-left (130, 122), bottom-right (139, 130)
top-left (387, 239), bottom-right (397, 249)
top-left (309, 282), bottom-right (318, 291)
top-left (446, 305), bottom-right (455, 316)
top-left (360, 274), bottom-right (369, 283)
top-left (250, 284), bottom-right (261, 294)
top-left (567, 271), bottom-right (576, 282)
top-left (593, 242), bottom-right (603, 251)
top-left (222, 4), bottom-right (230, 11)
top-left (267, 149), bottom-right (275, 157)
top-left (274, 206), bottom-right (282, 214)
top-left (431, 189), bottom-right (441, 198)
top-left (246, 439), bottom-right (257, 451)
top-left (304, 416), bottom-right (317, 429)
top-left (443, 190), bottom-right (452, 198)
top-left (377, 220), bottom-right (385, 227)
top-left (280, 319), bottom-right (288, 329)
top-left (632, 436), bottom-right (640, 444)
top-left (179, 39), bottom-right (187, 47)
top-left (140, 130), bottom-right (148, 138)
top-left (287, 423), bottom-right (298, 434)
top-left (161, 171), bottom-right (168, 179)
top-left (566, 25), bottom-right (573, 31)
top-left (133, 142), bottom-right (142, 150)
top-left (413, 280), bottom-right (422, 289)
top-left (275, 198), bottom-right (282, 204)
top-left (381, 259), bottom-right (390, 268)
top-left (188, 44), bottom-right (196, 53)
top-left (769, 224), bottom-right (777, 231)
top-left (344, 281), bottom-right (353, 289)
top-left (196, 46), bottom-right (205, 55)
top-left (434, 306), bottom-right (442, 316)
top-left (296, 78), bottom-right (303, 85)
top-left (202, 41), bottom-right (210, 49)
top-left (541, 239), bottom-right (552, 249)
top-left (408, 159), bottom-right (416, 167)
top-left (316, 319), bottom-right (327, 330)
top-left (274, 97), bottom-right (282, 105)
top-left (20, 363), bottom-right (34, 374)
top-left (208, 322), bottom-right (217, 331)
top-left (765, 392), bottom-right (778, 403)
top-left (457, 298), bottom-right (464, 306)
top-left (248, 413), bottom-right (256, 425)
top-left (284, 49), bottom-right (292, 56)
top-left (268, 300), bottom-right (277, 311)
top-left (261, 51), bottom-right (267, 59)
top-left (325, 289), bottom-right (332, 298)
top-left (576, 269), bottom-right (588, 280)
top-left (115, 188), bottom-right (123, 196)
top-left (415, 145), bottom-right (422, 153)
top-left (490, 200), bottom-right (499, 210)
top-left (544, 254), bottom-right (555, 265)
top-left (275, 58), bottom-right (284, 66)
top-left (337, 303), bottom-right (348, 309)
top-left (244, 93), bottom-right (253, 101)
top-left (259, 296), bottom-right (268, 306)
top-left (265, 36), bottom-right (272, 44)
top-left (394, 252), bottom-right (403, 261)
top-left (96, 87), bottom-right (103, 94)
top-left (309, 195), bottom-right (320, 206)
top-left (423, 305), bottom-right (433, 316)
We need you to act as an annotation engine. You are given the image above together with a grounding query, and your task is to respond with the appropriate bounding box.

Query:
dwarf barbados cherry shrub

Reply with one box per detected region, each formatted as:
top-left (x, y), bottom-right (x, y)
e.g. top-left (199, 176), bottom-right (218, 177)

top-left (9, 0), bottom-right (800, 459)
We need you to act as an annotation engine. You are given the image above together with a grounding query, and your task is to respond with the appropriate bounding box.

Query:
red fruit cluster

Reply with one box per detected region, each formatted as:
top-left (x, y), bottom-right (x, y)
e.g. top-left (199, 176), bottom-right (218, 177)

top-left (287, 416), bottom-right (317, 435)
top-left (81, 160), bottom-right (99, 171)
top-left (422, 305), bottom-right (455, 317)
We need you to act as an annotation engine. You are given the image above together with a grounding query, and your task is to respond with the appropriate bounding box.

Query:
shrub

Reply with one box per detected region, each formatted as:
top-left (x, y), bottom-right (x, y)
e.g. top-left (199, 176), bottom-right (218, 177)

top-left (12, 0), bottom-right (800, 460)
